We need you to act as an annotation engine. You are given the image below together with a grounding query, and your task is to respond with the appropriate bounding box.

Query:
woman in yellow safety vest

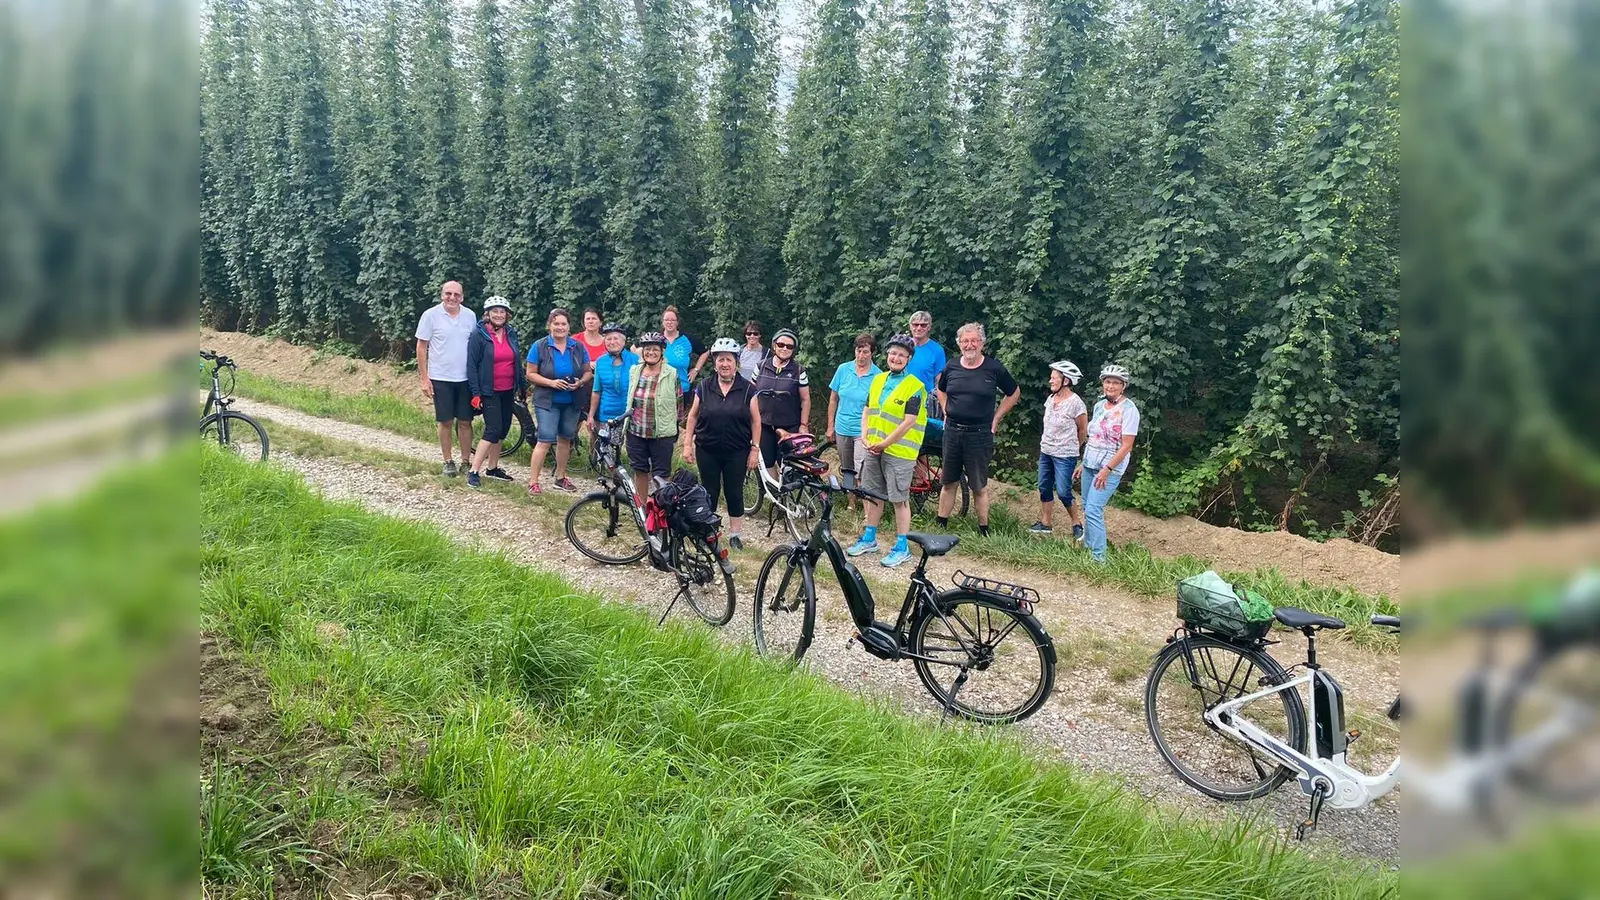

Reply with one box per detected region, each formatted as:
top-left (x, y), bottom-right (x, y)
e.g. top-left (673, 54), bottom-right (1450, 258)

top-left (847, 333), bottom-right (929, 569)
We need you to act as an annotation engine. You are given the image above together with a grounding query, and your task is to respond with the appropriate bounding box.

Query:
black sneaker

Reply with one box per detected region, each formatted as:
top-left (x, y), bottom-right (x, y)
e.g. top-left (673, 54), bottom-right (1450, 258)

top-left (978, 524), bottom-right (990, 537)
top-left (467, 471), bottom-right (482, 488)
top-left (728, 535), bottom-right (744, 551)
top-left (484, 467), bottom-right (514, 482)
top-left (1027, 522), bottom-right (1052, 534)
top-left (442, 459), bottom-right (458, 477)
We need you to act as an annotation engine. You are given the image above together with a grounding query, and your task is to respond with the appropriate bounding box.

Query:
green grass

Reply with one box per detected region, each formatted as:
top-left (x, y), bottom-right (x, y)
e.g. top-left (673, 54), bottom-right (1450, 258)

top-left (0, 451), bottom-right (197, 896)
top-left (0, 367), bottom-right (171, 431)
top-left (1402, 818), bottom-right (1600, 900)
top-left (232, 369), bottom-right (439, 445)
top-left (201, 448), bottom-right (1392, 898)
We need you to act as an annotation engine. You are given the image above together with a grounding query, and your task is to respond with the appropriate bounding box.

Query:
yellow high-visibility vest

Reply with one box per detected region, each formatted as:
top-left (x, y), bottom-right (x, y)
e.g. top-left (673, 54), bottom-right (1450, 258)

top-left (863, 372), bottom-right (928, 461)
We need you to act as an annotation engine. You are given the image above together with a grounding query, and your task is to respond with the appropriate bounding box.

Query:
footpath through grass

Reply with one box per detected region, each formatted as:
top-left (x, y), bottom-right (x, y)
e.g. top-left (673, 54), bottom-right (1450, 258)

top-left (201, 451), bottom-right (1392, 898)
top-left (232, 368), bottom-right (1397, 650)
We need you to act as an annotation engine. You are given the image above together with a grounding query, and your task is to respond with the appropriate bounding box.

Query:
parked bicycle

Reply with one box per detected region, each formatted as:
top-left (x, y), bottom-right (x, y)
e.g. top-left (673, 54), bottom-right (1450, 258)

top-left (1143, 580), bottom-right (1402, 839)
top-left (741, 389), bottom-right (827, 540)
top-left (909, 418), bottom-right (968, 519)
top-left (200, 351), bottom-right (269, 461)
top-left (751, 465), bottom-right (1056, 724)
top-left (1402, 572), bottom-right (1600, 825)
top-left (563, 416), bottom-right (736, 626)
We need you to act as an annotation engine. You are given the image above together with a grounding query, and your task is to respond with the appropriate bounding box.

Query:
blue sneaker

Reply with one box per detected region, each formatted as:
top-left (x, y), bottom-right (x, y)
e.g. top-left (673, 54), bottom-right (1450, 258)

top-left (846, 537), bottom-right (880, 557)
top-left (467, 471), bottom-right (482, 488)
top-left (881, 547), bottom-right (913, 568)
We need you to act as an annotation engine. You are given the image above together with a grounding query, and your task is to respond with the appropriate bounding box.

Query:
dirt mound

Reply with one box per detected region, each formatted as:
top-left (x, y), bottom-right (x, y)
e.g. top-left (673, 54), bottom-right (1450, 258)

top-left (1106, 505), bottom-right (1398, 599)
top-left (200, 327), bottom-right (430, 413)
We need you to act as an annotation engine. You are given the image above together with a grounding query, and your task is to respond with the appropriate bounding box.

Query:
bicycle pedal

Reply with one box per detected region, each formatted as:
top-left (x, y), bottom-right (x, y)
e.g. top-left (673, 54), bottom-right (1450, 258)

top-left (1295, 820), bottom-right (1315, 841)
top-left (1346, 729), bottom-right (1362, 744)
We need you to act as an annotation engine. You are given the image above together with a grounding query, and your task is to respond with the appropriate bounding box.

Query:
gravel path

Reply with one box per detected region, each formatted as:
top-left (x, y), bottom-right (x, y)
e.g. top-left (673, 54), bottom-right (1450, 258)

top-left (243, 400), bottom-right (1398, 866)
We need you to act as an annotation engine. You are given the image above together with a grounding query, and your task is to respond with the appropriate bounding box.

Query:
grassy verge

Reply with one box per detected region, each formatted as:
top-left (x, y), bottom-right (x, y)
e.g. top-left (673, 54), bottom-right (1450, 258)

top-left (2, 451), bottom-right (195, 895)
top-left (1402, 818), bottom-right (1600, 900)
top-left (0, 367), bottom-right (172, 431)
top-left (236, 369), bottom-right (1396, 650)
top-left (202, 449), bottom-right (1392, 898)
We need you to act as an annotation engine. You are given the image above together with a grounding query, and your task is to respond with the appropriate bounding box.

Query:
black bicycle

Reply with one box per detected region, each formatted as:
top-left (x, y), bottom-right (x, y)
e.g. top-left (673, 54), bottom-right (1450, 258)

top-left (752, 467), bottom-right (1057, 724)
top-left (564, 416), bottom-right (735, 626)
top-left (200, 351), bottom-right (269, 461)
top-left (495, 395), bottom-right (591, 473)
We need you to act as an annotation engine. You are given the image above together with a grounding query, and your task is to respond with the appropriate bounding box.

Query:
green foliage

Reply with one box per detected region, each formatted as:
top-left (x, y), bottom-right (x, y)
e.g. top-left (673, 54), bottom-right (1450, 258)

top-left (196, 0), bottom-right (1421, 537)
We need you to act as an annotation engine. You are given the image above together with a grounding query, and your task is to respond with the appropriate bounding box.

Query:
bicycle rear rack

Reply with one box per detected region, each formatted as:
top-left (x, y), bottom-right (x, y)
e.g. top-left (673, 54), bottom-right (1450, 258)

top-left (952, 570), bottom-right (1041, 612)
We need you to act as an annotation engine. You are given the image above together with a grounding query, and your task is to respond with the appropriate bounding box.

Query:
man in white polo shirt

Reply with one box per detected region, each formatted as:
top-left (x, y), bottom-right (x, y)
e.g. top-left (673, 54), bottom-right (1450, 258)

top-left (415, 281), bottom-right (477, 476)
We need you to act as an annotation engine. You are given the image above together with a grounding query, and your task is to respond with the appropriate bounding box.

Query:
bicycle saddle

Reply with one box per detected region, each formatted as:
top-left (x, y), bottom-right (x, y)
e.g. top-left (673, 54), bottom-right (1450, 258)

top-left (1273, 607), bottom-right (1346, 631)
top-left (906, 532), bottom-right (959, 557)
top-left (1370, 614), bottom-right (1401, 630)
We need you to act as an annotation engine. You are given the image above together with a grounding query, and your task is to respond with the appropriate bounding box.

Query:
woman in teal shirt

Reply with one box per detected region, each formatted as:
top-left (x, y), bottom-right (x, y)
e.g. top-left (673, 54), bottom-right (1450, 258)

top-left (659, 305), bottom-right (706, 422)
top-left (827, 332), bottom-right (882, 510)
top-left (587, 322), bottom-right (640, 430)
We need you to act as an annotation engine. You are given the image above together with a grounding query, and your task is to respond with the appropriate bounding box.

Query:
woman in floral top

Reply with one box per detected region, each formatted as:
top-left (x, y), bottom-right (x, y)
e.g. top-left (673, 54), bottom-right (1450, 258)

top-left (1029, 361), bottom-right (1089, 540)
top-left (1079, 364), bottom-right (1139, 562)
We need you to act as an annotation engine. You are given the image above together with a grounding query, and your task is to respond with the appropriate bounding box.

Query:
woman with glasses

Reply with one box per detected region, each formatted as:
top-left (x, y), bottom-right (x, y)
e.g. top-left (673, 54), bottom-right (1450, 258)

top-left (826, 332), bottom-right (882, 512)
top-left (683, 338), bottom-right (763, 550)
top-left (753, 328), bottom-right (810, 476)
top-left (738, 320), bottom-right (768, 381)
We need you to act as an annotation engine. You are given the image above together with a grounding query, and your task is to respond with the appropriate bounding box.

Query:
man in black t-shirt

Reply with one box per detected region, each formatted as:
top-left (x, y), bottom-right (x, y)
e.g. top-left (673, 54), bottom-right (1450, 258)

top-left (935, 323), bottom-right (1020, 536)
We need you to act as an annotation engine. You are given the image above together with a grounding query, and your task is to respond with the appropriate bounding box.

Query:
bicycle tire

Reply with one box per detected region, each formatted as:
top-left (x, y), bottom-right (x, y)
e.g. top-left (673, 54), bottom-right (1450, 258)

top-left (1144, 635), bottom-right (1307, 801)
top-left (743, 467), bottom-right (767, 520)
top-left (200, 411), bottom-right (269, 462)
top-left (752, 545), bottom-right (816, 661)
top-left (500, 405), bottom-right (531, 456)
top-left (907, 592), bottom-right (1056, 724)
top-left (1494, 637), bottom-right (1600, 804)
top-left (564, 492), bottom-right (647, 565)
top-left (909, 463), bottom-right (968, 518)
top-left (677, 535), bottom-right (736, 627)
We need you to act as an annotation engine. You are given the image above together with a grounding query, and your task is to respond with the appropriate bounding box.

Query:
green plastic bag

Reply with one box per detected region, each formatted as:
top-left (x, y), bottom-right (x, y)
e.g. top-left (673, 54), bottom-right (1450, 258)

top-left (1177, 571), bottom-right (1275, 640)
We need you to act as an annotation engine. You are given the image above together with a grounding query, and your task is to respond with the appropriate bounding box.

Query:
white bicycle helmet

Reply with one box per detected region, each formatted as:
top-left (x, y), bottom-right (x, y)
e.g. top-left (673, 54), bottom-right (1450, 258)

top-left (1048, 360), bottom-right (1082, 385)
top-left (483, 296), bottom-right (511, 313)
top-left (709, 337), bottom-right (741, 356)
top-left (1099, 363), bottom-right (1131, 385)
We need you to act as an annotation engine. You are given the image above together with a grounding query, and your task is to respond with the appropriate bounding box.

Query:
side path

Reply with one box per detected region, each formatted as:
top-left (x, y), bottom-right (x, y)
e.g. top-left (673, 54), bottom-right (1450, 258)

top-left (243, 400), bottom-right (1398, 863)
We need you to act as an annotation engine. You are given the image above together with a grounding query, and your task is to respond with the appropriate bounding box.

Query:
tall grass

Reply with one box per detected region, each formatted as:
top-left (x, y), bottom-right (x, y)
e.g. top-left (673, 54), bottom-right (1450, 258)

top-left (202, 449), bottom-right (1393, 898)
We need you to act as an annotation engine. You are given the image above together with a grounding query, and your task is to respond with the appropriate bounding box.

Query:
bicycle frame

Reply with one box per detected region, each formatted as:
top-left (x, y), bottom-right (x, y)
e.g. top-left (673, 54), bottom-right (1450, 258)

top-left (1205, 667), bottom-right (1400, 810)
top-left (793, 479), bottom-right (989, 667)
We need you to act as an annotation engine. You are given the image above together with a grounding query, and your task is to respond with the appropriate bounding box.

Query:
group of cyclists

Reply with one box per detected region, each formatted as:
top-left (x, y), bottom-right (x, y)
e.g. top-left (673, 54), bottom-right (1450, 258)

top-left (414, 280), bottom-right (1140, 565)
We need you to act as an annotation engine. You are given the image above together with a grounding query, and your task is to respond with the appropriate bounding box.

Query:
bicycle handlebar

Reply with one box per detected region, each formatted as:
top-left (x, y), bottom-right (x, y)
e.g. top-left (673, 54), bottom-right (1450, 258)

top-left (200, 350), bottom-right (237, 368)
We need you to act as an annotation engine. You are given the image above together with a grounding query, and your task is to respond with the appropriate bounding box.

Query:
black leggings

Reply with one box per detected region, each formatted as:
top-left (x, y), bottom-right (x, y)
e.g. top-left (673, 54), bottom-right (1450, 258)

top-left (697, 449), bottom-right (746, 518)
top-left (480, 389), bottom-right (515, 443)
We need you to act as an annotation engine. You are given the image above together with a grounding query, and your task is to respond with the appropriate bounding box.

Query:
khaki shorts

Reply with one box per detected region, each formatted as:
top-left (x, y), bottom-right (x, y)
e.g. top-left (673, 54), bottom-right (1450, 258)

top-left (860, 450), bottom-right (915, 504)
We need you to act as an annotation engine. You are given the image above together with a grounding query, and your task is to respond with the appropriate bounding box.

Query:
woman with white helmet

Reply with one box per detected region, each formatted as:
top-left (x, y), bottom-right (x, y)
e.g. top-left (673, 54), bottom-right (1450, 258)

top-left (1029, 360), bottom-right (1089, 540)
top-left (1080, 363), bottom-right (1140, 562)
top-left (464, 296), bottom-right (526, 488)
top-left (682, 337), bottom-right (763, 550)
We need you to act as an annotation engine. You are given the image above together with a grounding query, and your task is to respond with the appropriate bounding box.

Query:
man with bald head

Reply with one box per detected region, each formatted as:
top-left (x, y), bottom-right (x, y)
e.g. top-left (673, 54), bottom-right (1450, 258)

top-left (415, 280), bottom-right (477, 476)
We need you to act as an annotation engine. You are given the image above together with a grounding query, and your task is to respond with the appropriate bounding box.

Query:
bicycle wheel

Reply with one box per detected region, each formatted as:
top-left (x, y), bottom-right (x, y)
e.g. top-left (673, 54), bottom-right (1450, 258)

top-left (1495, 637), bottom-right (1600, 804)
top-left (501, 407), bottom-right (530, 456)
top-left (1144, 635), bottom-right (1307, 800)
top-left (200, 411), bottom-right (269, 462)
top-left (676, 534), bottom-right (736, 626)
top-left (752, 546), bottom-right (816, 661)
top-left (564, 492), bottom-right (647, 565)
top-left (909, 458), bottom-right (937, 517)
top-left (776, 485), bottom-right (822, 542)
top-left (908, 592), bottom-right (1056, 724)
top-left (743, 467), bottom-right (767, 519)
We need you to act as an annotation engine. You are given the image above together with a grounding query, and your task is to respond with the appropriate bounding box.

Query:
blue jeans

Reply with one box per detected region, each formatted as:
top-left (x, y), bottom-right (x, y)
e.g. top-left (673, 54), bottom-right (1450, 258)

top-left (1037, 454), bottom-right (1078, 506)
top-left (534, 403), bottom-right (581, 444)
top-left (1080, 465), bottom-right (1124, 562)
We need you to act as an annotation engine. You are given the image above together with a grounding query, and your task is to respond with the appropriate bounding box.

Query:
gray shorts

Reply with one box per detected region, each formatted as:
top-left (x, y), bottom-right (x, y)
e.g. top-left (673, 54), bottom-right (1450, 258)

top-left (861, 451), bottom-right (915, 504)
top-left (836, 434), bottom-right (868, 485)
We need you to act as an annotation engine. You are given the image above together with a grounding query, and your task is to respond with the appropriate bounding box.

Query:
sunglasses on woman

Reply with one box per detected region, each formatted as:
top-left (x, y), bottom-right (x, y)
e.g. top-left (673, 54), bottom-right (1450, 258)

top-left (774, 341), bottom-right (794, 350)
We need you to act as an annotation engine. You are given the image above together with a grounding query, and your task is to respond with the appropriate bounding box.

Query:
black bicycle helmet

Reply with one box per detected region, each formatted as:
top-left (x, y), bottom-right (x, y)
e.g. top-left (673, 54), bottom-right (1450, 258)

top-left (637, 331), bottom-right (667, 347)
top-left (601, 322), bottom-right (627, 336)
top-left (885, 333), bottom-right (916, 354)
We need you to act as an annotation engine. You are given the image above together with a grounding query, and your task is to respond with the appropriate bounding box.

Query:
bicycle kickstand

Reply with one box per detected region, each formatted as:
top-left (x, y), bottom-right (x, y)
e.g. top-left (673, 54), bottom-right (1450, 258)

top-left (940, 668), bottom-right (971, 725)
top-left (657, 579), bottom-right (690, 627)
top-left (1296, 781), bottom-right (1331, 841)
